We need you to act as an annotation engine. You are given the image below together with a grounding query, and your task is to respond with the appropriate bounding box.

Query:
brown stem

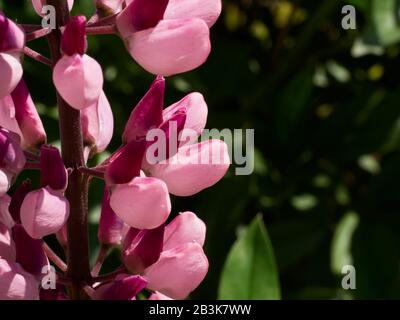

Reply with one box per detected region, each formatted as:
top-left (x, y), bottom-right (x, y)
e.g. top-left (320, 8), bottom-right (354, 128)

top-left (46, 0), bottom-right (91, 300)
top-left (24, 47), bottom-right (52, 66)
top-left (86, 25), bottom-right (116, 35)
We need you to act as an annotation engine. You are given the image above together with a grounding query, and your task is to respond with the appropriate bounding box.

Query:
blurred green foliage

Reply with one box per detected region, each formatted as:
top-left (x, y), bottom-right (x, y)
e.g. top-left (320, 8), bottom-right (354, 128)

top-left (3, 0), bottom-right (400, 299)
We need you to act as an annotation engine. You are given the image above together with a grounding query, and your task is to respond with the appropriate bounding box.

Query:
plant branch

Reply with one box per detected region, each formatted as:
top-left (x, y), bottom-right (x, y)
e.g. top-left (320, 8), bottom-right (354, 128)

top-left (43, 242), bottom-right (68, 272)
top-left (47, 0), bottom-right (91, 300)
top-left (23, 47), bottom-right (52, 66)
top-left (26, 28), bottom-right (53, 42)
top-left (78, 166), bottom-right (105, 179)
top-left (86, 25), bottom-right (117, 35)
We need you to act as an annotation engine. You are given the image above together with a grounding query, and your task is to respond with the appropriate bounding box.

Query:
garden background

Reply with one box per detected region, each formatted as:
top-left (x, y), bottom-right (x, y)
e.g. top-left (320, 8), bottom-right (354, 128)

top-left (2, 0), bottom-right (400, 299)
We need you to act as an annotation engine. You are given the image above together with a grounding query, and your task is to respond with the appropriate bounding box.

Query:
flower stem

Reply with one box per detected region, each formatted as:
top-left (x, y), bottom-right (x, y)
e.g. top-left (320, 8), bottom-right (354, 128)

top-left (23, 47), bottom-right (52, 66)
top-left (46, 0), bottom-right (91, 300)
top-left (43, 242), bottom-right (68, 272)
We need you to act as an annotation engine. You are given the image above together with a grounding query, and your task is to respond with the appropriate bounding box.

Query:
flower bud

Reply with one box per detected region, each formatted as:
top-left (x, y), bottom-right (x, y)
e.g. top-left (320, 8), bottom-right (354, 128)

top-left (98, 187), bottom-right (123, 245)
top-left (20, 187), bottom-right (70, 239)
top-left (12, 224), bottom-right (48, 276)
top-left (123, 224), bottom-right (164, 274)
top-left (61, 16), bottom-right (87, 56)
top-left (40, 145), bottom-right (68, 192)
top-left (122, 76), bottom-right (164, 143)
top-left (0, 13), bottom-right (25, 55)
top-left (109, 176), bottom-right (171, 230)
top-left (10, 79), bottom-right (47, 151)
top-left (53, 54), bottom-right (103, 110)
top-left (93, 274), bottom-right (147, 300)
top-left (9, 179), bottom-right (32, 223)
top-left (0, 258), bottom-right (39, 300)
top-left (81, 91), bottom-right (114, 157)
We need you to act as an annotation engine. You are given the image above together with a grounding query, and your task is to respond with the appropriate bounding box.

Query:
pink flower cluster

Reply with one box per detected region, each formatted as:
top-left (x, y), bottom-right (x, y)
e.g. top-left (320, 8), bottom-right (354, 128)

top-left (0, 0), bottom-right (227, 300)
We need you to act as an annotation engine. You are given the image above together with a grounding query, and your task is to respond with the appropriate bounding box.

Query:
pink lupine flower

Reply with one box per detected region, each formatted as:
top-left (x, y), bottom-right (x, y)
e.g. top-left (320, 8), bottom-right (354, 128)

top-left (10, 79), bottom-right (47, 151)
top-left (0, 13), bottom-right (25, 99)
top-left (9, 180), bottom-right (31, 223)
top-left (149, 139), bottom-right (230, 196)
top-left (116, 0), bottom-right (219, 76)
top-left (31, 0), bottom-right (74, 16)
top-left (121, 211), bottom-right (208, 299)
top-left (0, 194), bottom-right (13, 229)
top-left (110, 176), bottom-right (171, 229)
top-left (81, 91), bottom-right (114, 158)
top-left (93, 274), bottom-right (147, 300)
top-left (20, 187), bottom-right (70, 239)
top-left (122, 76), bottom-right (164, 144)
top-left (98, 187), bottom-right (124, 245)
top-left (53, 16), bottom-right (104, 110)
top-left (0, 258), bottom-right (39, 300)
top-left (123, 225), bottom-right (164, 274)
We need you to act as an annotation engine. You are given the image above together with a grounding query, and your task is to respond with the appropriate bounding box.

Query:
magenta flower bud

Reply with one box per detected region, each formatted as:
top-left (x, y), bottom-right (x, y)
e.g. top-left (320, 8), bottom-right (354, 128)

top-left (163, 212), bottom-right (206, 251)
top-left (105, 139), bottom-right (147, 186)
top-left (122, 76), bottom-right (164, 143)
top-left (93, 274), bottom-right (147, 300)
top-left (123, 224), bottom-right (164, 274)
top-left (53, 54), bottom-right (104, 110)
top-left (98, 187), bottom-right (124, 245)
top-left (0, 222), bottom-right (16, 261)
top-left (9, 179), bottom-right (32, 223)
top-left (12, 224), bottom-right (48, 276)
top-left (40, 145), bottom-right (68, 192)
top-left (10, 79), bottom-right (47, 151)
top-left (117, 0), bottom-right (169, 34)
top-left (61, 16), bottom-right (87, 56)
top-left (0, 13), bottom-right (25, 55)
top-left (145, 242), bottom-right (208, 299)
top-left (20, 187), bottom-right (70, 239)
top-left (0, 194), bottom-right (13, 229)
top-left (163, 92), bottom-right (208, 141)
top-left (149, 139), bottom-right (230, 196)
top-left (109, 176), bottom-right (171, 230)
top-left (81, 91), bottom-right (114, 157)
top-left (0, 128), bottom-right (26, 176)
top-left (149, 292), bottom-right (173, 300)
top-left (32, 0), bottom-right (74, 17)
top-left (0, 258), bottom-right (39, 300)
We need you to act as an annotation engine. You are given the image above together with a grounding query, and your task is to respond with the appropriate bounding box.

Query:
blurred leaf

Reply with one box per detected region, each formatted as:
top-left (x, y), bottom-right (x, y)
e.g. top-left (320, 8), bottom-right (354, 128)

top-left (372, 0), bottom-right (400, 46)
top-left (218, 215), bottom-right (281, 300)
top-left (331, 211), bottom-right (359, 275)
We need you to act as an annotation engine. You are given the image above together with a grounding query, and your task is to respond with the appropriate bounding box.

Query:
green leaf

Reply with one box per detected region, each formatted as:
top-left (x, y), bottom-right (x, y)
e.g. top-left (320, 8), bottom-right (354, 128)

top-left (218, 215), bottom-right (281, 300)
top-left (372, 0), bottom-right (400, 46)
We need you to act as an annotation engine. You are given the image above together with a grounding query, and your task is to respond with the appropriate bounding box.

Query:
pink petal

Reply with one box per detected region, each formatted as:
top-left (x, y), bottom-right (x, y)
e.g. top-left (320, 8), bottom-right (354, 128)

top-left (98, 187), bottom-right (124, 245)
top-left (149, 291), bottom-right (173, 300)
top-left (0, 128), bottom-right (26, 176)
top-left (110, 177), bottom-right (171, 230)
top-left (128, 18), bottom-right (211, 76)
top-left (20, 187), bottom-right (70, 239)
top-left (164, 0), bottom-right (222, 28)
top-left (93, 274), bottom-right (147, 300)
top-left (0, 222), bottom-right (16, 261)
top-left (53, 54), bottom-right (103, 110)
top-left (81, 91), bottom-right (114, 156)
top-left (9, 180), bottom-right (32, 222)
top-left (149, 139), bottom-right (230, 196)
top-left (145, 242), bottom-right (208, 299)
top-left (0, 170), bottom-right (11, 196)
top-left (122, 76), bottom-right (164, 143)
top-left (0, 53), bottom-right (23, 99)
top-left (10, 79), bottom-right (47, 151)
top-left (0, 258), bottom-right (39, 300)
top-left (40, 145), bottom-right (68, 192)
top-left (0, 95), bottom-right (23, 139)
top-left (163, 92), bottom-right (208, 143)
top-left (0, 194), bottom-right (14, 229)
top-left (164, 212), bottom-right (205, 251)
top-left (0, 14), bottom-right (25, 54)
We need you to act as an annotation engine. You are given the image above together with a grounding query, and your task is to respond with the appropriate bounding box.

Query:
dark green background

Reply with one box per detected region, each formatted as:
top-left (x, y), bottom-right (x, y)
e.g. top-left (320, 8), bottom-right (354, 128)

top-left (2, 0), bottom-right (400, 299)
